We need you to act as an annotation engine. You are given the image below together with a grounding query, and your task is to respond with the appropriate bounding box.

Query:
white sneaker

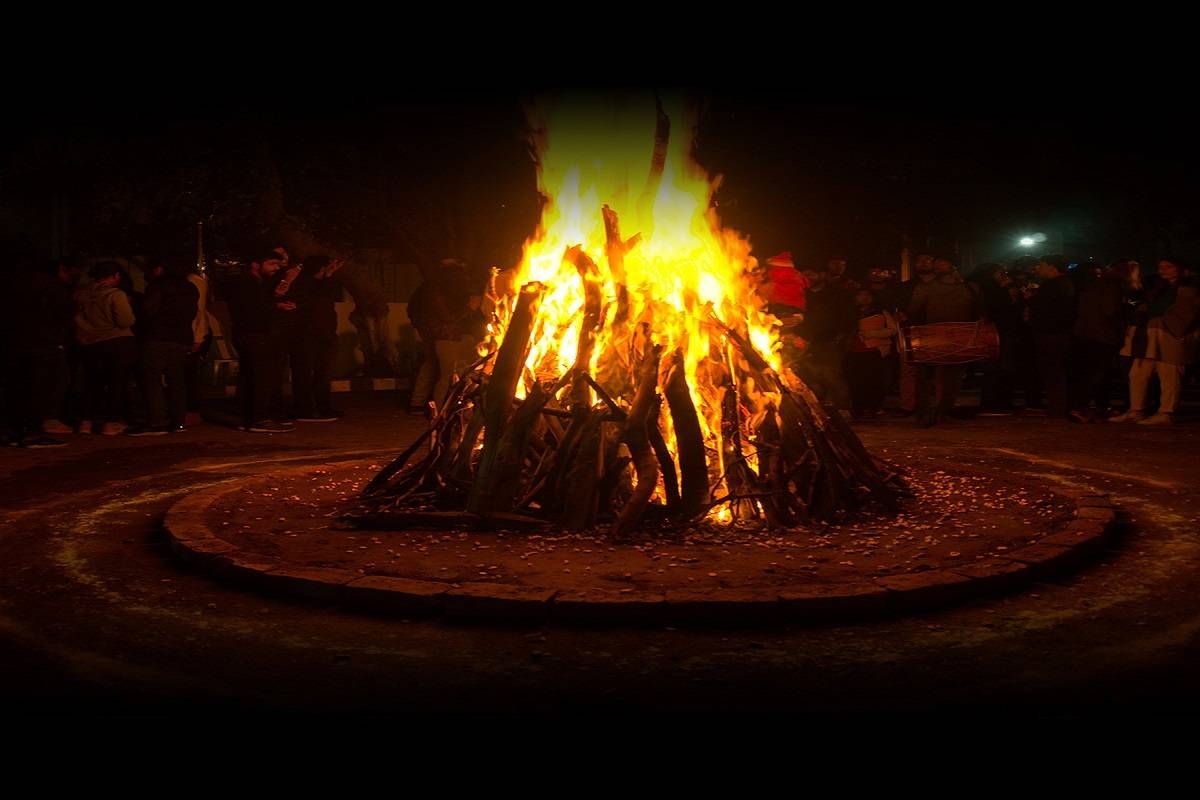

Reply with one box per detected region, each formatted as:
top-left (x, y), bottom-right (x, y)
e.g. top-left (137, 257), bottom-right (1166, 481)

top-left (1108, 410), bottom-right (1145, 423)
top-left (42, 419), bottom-right (73, 435)
top-left (1137, 413), bottom-right (1174, 426)
top-left (99, 421), bottom-right (127, 436)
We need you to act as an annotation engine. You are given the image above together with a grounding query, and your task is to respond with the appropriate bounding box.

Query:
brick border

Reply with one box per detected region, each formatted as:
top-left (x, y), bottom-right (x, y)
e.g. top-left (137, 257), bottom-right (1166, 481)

top-left (164, 462), bottom-right (1121, 627)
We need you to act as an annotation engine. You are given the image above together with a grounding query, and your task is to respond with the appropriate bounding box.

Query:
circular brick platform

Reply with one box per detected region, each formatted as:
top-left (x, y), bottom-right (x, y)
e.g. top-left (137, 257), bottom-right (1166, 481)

top-left (163, 459), bottom-right (1120, 626)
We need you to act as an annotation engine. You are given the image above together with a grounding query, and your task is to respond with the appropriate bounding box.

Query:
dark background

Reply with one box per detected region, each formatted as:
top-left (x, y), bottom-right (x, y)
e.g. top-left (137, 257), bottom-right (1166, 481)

top-left (4, 88), bottom-right (1199, 283)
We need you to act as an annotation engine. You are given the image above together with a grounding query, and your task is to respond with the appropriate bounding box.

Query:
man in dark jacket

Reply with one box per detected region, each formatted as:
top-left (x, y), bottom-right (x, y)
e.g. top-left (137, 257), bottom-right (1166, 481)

top-left (1069, 260), bottom-right (1135, 422)
top-left (795, 265), bottom-right (857, 408)
top-left (227, 247), bottom-right (294, 433)
top-left (972, 264), bottom-right (1020, 414)
top-left (290, 255), bottom-right (344, 421)
top-left (907, 256), bottom-right (980, 427)
top-left (2, 259), bottom-right (76, 447)
top-left (1027, 254), bottom-right (1076, 418)
top-left (124, 261), bottom-right (199, 435)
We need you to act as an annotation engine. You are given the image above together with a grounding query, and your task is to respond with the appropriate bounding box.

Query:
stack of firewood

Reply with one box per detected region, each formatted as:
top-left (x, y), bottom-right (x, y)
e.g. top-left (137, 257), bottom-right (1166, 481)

top-left (355, 229), bottom-right (905, 536)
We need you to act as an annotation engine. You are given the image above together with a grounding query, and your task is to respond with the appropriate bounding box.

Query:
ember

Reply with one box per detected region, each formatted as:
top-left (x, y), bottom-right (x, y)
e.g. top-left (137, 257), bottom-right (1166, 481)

top-left (360, 96), bottom-right (904, 535)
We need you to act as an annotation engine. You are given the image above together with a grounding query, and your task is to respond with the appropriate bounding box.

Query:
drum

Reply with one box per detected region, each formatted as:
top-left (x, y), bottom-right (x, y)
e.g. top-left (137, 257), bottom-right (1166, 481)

top-left (899, 321), bottom-right (999, 365)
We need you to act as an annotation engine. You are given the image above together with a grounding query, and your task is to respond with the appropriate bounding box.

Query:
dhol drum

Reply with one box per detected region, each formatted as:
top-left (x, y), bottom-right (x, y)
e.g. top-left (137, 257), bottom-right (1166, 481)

top-left (899, 320), bottom-right (1000, 365)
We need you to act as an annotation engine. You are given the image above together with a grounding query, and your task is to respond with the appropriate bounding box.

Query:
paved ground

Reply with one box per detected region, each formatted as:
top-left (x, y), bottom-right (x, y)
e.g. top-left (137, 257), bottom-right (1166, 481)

top-left (2, 394), bottom-right (1198, 714)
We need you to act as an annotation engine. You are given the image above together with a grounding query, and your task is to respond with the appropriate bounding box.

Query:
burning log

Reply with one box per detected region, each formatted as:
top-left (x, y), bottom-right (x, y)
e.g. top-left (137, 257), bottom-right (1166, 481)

top-left (662, 348), bottom-right (709, 520)
top-left (613, 343), bottom-right (663, 537)
top-left (563, 246), bottom-right (604, 408)
top-left (753, 404), bottom-right (795, 528)
top-left (466, 283), bottom-right (543, 514)
top-left (706, 311), bottom-right (903, 516)
top-left (602, 205), bottom-right (640, 327)
top-left (356, 101), bottom-right (905, 539)
top-left (363, 369), bottom-right (478, 500)
top-left (647, 395), bottom-right (681, 510)
top-left (560, 408), bottom-right (605, 531)
top-left (476, 376), bottom-right (565, 513)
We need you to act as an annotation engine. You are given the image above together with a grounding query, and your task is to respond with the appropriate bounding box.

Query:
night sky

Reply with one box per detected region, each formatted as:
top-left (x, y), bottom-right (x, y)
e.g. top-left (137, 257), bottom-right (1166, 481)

top-left (5, 85), bottom-right (1199, 277)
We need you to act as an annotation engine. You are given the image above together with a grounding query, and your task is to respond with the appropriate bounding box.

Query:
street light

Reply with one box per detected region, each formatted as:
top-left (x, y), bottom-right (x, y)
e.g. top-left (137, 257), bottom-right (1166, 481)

top-left (1019, 236), bottom-right (1035, 247)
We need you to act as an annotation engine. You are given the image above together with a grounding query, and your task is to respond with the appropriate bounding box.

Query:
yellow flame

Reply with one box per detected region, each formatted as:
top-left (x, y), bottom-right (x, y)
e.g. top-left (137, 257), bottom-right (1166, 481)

top-left (493, 95), bottom-right (783, 518)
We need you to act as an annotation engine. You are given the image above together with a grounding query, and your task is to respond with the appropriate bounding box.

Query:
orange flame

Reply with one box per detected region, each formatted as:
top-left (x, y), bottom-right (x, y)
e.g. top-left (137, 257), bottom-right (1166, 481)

top-left (489, 95), bottom-right (784, 520)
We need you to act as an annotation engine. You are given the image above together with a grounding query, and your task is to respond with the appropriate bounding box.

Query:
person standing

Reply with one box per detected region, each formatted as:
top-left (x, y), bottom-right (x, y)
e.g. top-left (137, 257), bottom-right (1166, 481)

top-left (184, 264), bottom-right (210, 416)
top-left (761, 252), bottom-right (809, 380)
top-left (292, 255), bottom-right (344, 421)
top-left (826, 256), bottom-right (860, 293)
top-left (1112, 258), bottom-right (1199, 425)
top-left (1026, 255), bottom-right (1077, 419)
top-left (794, 264), bottom-right (856, 409)
top-left (265, 248), bottom-right (308, 423)
top-left (2, 259), bottom-right (76, 447)
top-left (844, 287), bottom-right (899, 418)
top-left (124, 261), bottom-right (199, 435)
top-left (973, 264), bottom-right (1021, 414)
top-left (1070, 259), bottom-right (1138, 423)
top-left (408, 258), bottom-right (472, 415)
top-left (907, 256), bottom-right (980, 427)
top-left (890, 254), bottom-right (936, 416)
top-left (74, 261), bottom-right (138, 435)
top-left (227, 247), bottom-right (294, 433)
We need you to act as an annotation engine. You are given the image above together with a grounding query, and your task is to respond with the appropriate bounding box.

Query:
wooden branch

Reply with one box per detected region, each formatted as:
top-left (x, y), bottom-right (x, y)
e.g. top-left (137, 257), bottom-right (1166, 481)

top-left (363, 369), bottom-right (476, 496)
top-left (647, 395), bottom-right (681, 511)
top-left (560, 409), bottom-right (605, 531)
top-left (582, 372), bottom-right (627, 421)
top-left (467, 282), bottom-right (543, 514)
top-left (706, 309), bottom-right (900, 518)
top-left (563, 246), bottom-right (603, 409)
top-left (755, 404), bottom-right (794, 528)
top-left (719, 367), bottom-right (758, 521)
top-left (636, 94), bottom-right (670, 218)
top-left (475, 373), bottom-right (568, 514)
top-left (613, 344), bottom-right (663, 538)
top-left (602, 205), bottom-right (640, 326)
top-left (662, 348), bottom-right (709, 519)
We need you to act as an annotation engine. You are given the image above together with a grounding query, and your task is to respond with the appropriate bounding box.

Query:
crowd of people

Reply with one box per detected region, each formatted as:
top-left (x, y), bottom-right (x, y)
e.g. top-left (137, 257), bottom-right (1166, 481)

top-left (1, 245), bottom-right (345, 448)
top-left (763, 252), bottom-right (1200, 428)
top-left (5, 243), bottom-right (1197, 449)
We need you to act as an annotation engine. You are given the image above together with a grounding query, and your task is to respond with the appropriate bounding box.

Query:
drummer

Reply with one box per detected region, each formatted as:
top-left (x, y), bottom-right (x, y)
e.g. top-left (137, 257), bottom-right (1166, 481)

top-left (907, 256), bottom-right (982, 427)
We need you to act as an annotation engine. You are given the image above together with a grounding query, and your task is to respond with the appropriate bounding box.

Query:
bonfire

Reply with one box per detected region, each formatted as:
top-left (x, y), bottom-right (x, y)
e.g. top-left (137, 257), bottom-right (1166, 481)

top-left (358, 96), bottom-right (903, 536)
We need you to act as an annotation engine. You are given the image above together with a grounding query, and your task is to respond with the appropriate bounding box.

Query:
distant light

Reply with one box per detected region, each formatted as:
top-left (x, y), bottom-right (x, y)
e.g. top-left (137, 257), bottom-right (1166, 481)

top-left (1019, 237), bottom-right (1035, 247)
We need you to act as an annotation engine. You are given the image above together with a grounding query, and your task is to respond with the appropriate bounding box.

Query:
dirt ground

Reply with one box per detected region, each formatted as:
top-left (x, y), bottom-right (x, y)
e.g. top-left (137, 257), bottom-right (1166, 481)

top-left (208, 460), bottom-right (1070, 593)
top-left (3, 393), bottom-right (1199, 714)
